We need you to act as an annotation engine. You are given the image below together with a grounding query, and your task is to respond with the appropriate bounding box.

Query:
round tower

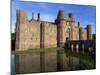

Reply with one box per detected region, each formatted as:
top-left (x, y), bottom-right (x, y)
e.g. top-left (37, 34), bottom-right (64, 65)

top-left (87, 24), bottom-right (92, 40)
top-left (55, 10), bottom-right (67, 47)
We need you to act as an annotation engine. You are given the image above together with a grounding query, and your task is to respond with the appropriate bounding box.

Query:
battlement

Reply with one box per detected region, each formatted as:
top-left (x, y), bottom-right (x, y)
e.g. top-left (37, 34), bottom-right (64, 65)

top-left (16, 10), bottom-right (42, 22)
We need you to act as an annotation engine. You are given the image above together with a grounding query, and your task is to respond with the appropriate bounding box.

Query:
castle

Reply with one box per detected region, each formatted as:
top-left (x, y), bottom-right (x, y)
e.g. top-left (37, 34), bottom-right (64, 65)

top-left (15, 10), bottom-right (92, 50)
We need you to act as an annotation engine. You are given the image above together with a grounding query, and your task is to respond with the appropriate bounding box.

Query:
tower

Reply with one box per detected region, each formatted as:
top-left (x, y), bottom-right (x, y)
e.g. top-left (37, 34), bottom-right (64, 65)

top-left (15, 10), bottom-right (28, 50)
top-left (67, 13), bottom-right (75, 40)
top-left (79, 27), bottom-right (84, 40)
top-left (55, 10), bottom-right (67, 47)
top-left (87, 24), bottom-right (92, 40)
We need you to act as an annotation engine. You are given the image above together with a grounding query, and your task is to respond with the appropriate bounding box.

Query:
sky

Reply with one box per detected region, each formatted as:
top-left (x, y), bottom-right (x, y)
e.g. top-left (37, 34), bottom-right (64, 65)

top-left (11, 0), bottom-right (96, 33)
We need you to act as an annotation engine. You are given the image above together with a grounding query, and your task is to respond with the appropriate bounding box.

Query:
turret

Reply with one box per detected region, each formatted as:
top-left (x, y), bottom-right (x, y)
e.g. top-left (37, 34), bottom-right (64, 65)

top-left (87, 24), bottom-right (92, 40)
top-left (68, 13), bottom-right (75, 40)
top-left (15, 10), bottom-right (27, 50)
top-left (16, 10), bottom-right (27, 24)
top-left (55, 10), bottom-right (67, 47)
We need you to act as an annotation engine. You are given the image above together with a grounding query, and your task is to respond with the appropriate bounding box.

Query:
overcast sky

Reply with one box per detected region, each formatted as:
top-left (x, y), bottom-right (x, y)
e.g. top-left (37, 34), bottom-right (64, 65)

top-left (11, 0), bottom-right (96, 33)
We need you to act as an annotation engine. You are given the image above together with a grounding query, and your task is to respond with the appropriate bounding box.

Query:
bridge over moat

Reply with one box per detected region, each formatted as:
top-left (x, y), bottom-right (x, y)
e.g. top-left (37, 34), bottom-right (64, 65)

top-left (64, 40), bottom-right (95, 53)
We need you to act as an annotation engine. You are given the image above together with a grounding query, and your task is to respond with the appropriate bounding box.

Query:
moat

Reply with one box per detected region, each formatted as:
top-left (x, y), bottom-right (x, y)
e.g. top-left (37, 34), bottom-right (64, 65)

top-left (11, 48), bottom-right (95, 74)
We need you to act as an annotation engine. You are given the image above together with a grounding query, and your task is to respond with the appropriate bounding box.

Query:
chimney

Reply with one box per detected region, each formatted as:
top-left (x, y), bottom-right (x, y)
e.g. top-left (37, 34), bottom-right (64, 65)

top-left (68, 13), bottom-right (75, 22)
top-left (37, 13), bottom-right (40, 21)
top-left (68, 13), bottom-right (73, 18)
top-left (78, 22), bottom-right (80, 27)
top-left (57, 10), bottom-right (66, 20)
top-left (32, 12), bottom-right (34, 20)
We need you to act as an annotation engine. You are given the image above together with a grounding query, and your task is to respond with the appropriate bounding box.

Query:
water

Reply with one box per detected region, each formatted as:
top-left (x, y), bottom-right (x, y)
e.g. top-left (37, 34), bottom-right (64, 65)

top-left (11, 50), bottom-right (95, 74)
top-left (11, 54), bottom-right (15, 75)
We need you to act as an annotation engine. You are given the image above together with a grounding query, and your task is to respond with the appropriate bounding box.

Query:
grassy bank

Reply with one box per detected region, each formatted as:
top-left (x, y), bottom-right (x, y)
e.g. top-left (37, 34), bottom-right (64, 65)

top-left (13, 47), bottom-right (64, 54)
